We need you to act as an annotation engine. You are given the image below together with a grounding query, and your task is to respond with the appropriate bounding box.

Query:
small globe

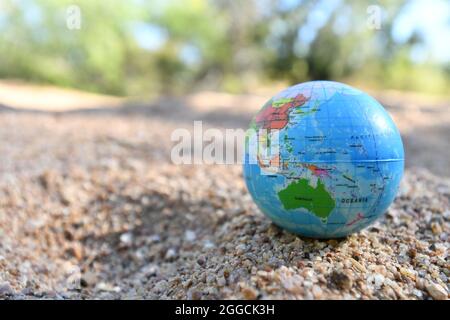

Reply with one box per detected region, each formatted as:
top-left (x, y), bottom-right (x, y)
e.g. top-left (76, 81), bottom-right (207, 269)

top-left (243, 81), bottom-right (404, 238)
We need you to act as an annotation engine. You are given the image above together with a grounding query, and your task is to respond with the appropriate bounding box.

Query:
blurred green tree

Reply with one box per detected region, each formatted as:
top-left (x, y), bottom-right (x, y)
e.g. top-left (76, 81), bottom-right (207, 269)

top-left (0, 0), bottom-right (448, 96)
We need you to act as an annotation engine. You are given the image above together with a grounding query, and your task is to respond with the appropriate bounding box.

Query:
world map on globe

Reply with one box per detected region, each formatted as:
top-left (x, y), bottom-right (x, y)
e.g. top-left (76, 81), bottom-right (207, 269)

top-left (243, 81), bottom-right (404, 238)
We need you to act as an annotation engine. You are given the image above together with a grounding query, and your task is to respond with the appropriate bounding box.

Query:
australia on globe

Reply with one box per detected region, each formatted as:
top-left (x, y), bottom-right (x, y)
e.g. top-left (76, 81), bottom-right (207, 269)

top-left (243, 81), bottom-right (404, 238)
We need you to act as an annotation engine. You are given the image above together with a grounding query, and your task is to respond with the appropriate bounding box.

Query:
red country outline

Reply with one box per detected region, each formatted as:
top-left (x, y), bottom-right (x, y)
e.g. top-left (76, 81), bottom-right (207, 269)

top-left (255, 94), bottom-right (309, 130)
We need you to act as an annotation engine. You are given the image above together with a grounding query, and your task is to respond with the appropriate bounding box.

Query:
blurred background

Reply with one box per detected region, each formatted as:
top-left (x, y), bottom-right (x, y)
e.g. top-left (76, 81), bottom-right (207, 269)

top-left (0, 0), bottom-right (449, 299)
top-left (0, 0), bottom-right (449, 96)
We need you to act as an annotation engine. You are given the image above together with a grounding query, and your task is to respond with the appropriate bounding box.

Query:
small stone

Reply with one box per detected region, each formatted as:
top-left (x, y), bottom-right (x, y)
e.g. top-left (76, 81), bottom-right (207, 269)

top-left (120, 232), bottom-right (133, 246)
top-left (21, 287), bottom-right (34, 296)
top-left (81, 271), bottom-right (97, 287)
top-left (236, 244), bottom-right (246, 255)
top-left (412, 289), bottom-right (423, 298)
top-left (38, 170), bottom-right (57, 190)
top-left (96, 282), bottom-right (121, 293)
top-left (399, 267), bottom-right (416, 281)
top-left (349, 258), bottom-right (366, 272)
top-left (60, 183), bottom-right (82, 206)
top-left (187, 289), bottom-right (202, 300)
top-left (64, 229), bottom-right (74, 241)
top-left (327, 239), bottom-right (339, 247)
top-left (0, 283), bottom-right (13, 296)
top-left (431, 243), bottom-right (446, 255)
top-left (66, 243), bottom-right (83, 260)
top-left (185, 230), bottom-right (196, 242)
top-left (240, 284), bottom-right (258, 300)
top-left (203, 240), bottom-right (215, 250)
top-left (408, 248), bottom-right (417, 259)
top-left (153, 280), bottom-right (168, 293)
top-left (430, 222), bottom-right (442, 235)
top-left (206, 274), bottom-right (216, 284)
top-left (182, 279), bottom-right (192, 289)
top-left (217, 276), bottom-right (226, 287)
top-left (268, 257), bottom-right (281, 268)
top-left (139, 195), bottom-right (150, 206)
top-left (425, 282), bottom-right (448, 300)
top-left (312, 285), bottom-right (323, 299)
top-left (373, 274), bottom-right (385, 288)
top-left (148, 234), bottom-right (161, 243)
top-left (330, 270), bottom-right (353, 290)
top-left (197, 256), bottom-right (206, 267)
top-left (140, 264), bottom-right (158, 277)
top-left (165, 248), bottom-right (177, 260)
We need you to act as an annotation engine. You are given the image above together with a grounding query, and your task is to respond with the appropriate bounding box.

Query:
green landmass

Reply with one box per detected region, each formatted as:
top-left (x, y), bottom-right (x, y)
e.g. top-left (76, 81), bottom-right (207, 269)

top-left (293, 100), bottom-right (320, 115)
top-left (283, 134), bottom-right (293, 153)
top-left (272, 98), bottom-right (293, 108)
top-left (278, 178), bottom-right (335, 221)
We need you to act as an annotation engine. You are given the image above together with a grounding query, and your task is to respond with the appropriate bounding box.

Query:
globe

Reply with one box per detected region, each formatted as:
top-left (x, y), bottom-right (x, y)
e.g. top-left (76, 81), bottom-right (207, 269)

top-left (243, 81), bottom-right (404, 238)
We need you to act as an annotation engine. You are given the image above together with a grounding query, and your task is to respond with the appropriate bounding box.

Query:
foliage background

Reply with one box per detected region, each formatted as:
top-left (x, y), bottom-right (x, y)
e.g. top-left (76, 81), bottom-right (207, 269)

top-left (0, 0), bottom-right (449, 96)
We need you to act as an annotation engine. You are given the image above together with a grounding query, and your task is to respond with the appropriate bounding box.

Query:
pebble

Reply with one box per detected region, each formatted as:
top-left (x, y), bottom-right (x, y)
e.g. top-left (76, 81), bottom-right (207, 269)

top-left (148, 234), bottom-right (161, 243)
top-left (399, 267), bottom-right (416, 280)
top-left (206, 274), bottom-right (216, 285)
top-left (430, 222), bottom-right (443, 235)
top-left (187, 289), bottom-right (202, 300)
top-left (0, 283), bottom-right (13, 296)
top-left (235, 244), bottom-right (246, 255)
top-left (120, 232), bottom-right (133, 246)
top-left (66, 243), bottom-right (83, 260)
top-left (312, 285), bottom-right (323, 299)
top-left (412, 289), bottom-right (423, 298)
top-left (140, 264), bottom-right (158, 277)
top-left (197, 256), bottom-right (206, 267)
top-left (203, 240), bottom-right (216, 249)
top-left (431, 243), bottom-right (446, 255)
top-left (349, 258), bottom-right (367, 272)
top-left (240, 285), bottom-right (258, 300)
top-left (373, 274), bottom-right (385, 288)
top-left (217, 276), bottom-right (226, 287)
top-left (330, 270), bottom-right (353, 290)
top-left (425, 282), bottom-right (448, 300)
top-left (81, 271), bottom-right (97, 287)
top-left (96, 282), bottom-right (121, 293)
top-left (165, 248), bottom-right (177, 260)
top-left (185, 230), bottom-right (196, 242)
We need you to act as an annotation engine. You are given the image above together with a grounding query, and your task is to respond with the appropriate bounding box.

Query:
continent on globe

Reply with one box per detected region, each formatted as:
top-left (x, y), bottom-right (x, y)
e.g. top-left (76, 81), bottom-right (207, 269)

top-left (254, 94), bottom-right (308, 130)
top-left (277, 178), bottom-right (336, 221)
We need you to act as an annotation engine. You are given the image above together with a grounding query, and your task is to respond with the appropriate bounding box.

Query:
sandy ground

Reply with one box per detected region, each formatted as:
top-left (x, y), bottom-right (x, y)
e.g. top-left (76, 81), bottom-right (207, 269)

top-left (0, 82), bottom-right (448, 299)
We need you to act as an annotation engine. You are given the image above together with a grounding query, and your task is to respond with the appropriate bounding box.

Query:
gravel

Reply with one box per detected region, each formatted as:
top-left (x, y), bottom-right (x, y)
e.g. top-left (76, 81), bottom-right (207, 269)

top-left (0, 94), bottom-right (448, 300)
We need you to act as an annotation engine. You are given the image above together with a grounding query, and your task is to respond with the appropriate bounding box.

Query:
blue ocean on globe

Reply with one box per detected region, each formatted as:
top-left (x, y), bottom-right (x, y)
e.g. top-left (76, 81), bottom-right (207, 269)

top-left (243, 81), bottom-right (404, 238)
